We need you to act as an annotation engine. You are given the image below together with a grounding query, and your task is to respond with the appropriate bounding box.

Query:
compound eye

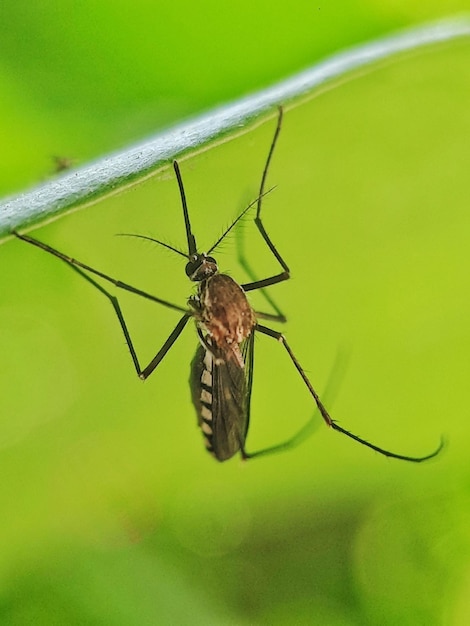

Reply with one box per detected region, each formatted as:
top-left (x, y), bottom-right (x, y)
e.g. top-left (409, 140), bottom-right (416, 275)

top-left (185, 259), bottom-right (199, 277)
top-left (206, 256), bottom-right (216, 265)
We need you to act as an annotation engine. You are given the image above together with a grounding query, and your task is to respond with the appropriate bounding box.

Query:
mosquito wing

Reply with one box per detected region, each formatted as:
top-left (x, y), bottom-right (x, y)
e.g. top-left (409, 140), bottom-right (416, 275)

top-left (189, 334), bottom-right (255, 461)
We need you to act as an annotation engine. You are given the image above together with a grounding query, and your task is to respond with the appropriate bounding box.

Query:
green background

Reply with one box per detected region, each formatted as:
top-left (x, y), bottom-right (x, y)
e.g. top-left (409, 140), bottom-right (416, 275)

top-left (1, 2), bottom-right (470, 625)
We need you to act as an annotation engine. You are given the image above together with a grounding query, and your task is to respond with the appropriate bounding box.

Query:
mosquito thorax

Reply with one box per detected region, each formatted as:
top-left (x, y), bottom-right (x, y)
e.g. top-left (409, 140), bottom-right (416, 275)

top-left (185, 253), bottom-right (218, 281)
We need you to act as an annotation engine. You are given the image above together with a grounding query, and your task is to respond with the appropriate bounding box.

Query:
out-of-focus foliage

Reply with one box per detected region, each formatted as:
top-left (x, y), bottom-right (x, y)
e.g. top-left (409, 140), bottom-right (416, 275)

top-left (1, 2), bottom-right (469, 625)
top-left (0, 0), bottom-right (467, 196)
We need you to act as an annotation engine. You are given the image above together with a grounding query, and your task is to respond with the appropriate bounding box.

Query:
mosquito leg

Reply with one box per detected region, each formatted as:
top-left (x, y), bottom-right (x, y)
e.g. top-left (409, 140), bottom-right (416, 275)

top-left (82, 265), bottom-right (190, 379)
top-left (255, 323), bottom-right (333, 426)
top-left (140, 314), bottom-right (191, 379)
top-left (242, 106), bottom-right (290, 294)
top-left (237, 226), bottom-right (286, 322)
top-left (240, 415), bottom-right (316, 460)
top-left (65, 260), bottom-right (191, 377)
top-left (241, 348), bottom-right (347, 459)
top-left (254, 310), bottom-right (286, 323)
top-left (252, 324), bottom-right (443, 462)
top-left (243, 217), bottom-right (290, 292)
top-left (14, 231), bottom-right (191, 378)
top-left (13, 231), bottom-right (188, 314)
top-left (205, 106), bottom-right (288, 301)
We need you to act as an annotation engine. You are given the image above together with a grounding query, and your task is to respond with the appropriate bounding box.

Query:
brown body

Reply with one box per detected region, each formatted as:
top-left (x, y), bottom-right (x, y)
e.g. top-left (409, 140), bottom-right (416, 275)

top-left (193, 274), bottom-right (256, 367)
top-left (189, 273), bottom-right (256, 460)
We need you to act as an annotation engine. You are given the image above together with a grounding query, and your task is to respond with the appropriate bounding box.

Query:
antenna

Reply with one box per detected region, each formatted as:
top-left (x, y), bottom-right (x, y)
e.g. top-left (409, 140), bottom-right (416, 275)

top-left (173, 161), bottom-right (197, 257)
top-left (115, 233), bottom-right (187, 258)
top-left (207, 187), bottom-right (276, 255)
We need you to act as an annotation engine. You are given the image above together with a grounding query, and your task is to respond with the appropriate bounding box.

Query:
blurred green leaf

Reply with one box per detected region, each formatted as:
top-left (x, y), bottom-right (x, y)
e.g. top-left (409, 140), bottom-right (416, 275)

top-left (354, 490), bottom-right (470, 625)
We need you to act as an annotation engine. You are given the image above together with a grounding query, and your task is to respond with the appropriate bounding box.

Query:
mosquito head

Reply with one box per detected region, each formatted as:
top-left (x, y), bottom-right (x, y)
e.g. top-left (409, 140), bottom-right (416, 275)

top-left (185, 253), bottom-right (218, 281)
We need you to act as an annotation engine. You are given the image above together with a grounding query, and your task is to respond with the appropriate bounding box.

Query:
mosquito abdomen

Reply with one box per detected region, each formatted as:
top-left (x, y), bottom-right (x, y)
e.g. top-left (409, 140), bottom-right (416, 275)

top-left (190, 343), bottom-right (248, 461)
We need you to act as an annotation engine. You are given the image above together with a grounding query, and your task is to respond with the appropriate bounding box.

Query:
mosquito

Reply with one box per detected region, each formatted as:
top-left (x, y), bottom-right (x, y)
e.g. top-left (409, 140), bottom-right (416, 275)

top-left (13, 107), bottom-right (442, 463)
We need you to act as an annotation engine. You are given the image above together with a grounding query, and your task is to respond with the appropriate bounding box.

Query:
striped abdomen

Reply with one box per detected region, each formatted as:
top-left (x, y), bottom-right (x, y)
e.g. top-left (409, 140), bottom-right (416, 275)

top-left (189, 341), bottom-right (249, 461)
